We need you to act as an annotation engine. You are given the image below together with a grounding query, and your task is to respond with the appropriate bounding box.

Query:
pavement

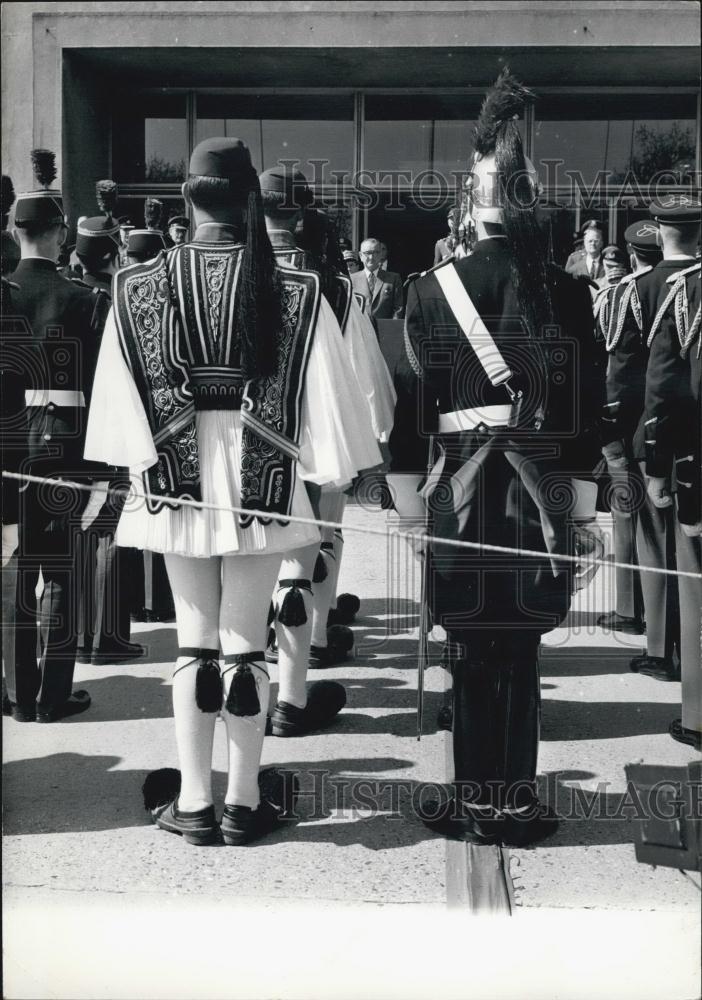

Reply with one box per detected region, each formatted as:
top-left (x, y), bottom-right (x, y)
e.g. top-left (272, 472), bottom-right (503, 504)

top-left (2, 503), bottom-right (700, 999)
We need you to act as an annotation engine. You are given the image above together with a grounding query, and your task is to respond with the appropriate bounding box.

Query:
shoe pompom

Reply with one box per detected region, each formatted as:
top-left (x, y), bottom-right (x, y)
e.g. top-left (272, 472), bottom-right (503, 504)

top-left (142, 768), bottom-right (181, 811)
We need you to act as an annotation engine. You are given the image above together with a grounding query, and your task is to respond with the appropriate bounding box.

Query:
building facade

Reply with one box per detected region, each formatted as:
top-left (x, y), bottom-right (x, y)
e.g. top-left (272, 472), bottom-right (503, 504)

top-left (2, 1), bottom-right (700, 275)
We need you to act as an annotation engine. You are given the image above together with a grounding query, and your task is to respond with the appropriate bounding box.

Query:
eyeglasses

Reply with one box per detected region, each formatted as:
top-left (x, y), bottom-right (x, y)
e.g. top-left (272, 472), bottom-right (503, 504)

top-left (360, 250), bottom-right (380, 257)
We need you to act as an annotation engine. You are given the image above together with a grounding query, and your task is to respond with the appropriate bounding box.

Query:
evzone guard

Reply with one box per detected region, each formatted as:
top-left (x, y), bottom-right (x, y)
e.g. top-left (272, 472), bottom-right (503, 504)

top-left (85, 138), bottom-right (381, 845)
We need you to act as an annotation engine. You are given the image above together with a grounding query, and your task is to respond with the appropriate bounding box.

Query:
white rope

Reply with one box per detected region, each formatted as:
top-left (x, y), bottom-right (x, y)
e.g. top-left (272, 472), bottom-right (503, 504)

top-left (2, 469), bottom-right (701, 581)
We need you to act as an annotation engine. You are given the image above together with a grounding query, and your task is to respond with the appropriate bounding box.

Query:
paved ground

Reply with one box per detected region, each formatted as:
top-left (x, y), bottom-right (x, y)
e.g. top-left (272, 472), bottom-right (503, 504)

top-left (3, 504), bottom-right (700, 999)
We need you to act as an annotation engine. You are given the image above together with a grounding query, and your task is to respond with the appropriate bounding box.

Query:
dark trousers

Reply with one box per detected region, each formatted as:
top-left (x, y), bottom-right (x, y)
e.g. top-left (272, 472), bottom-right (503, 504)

top-left (77, 526), bottom-right (131, 654)
top-left (635, 464), bottom-right (679, 660)
top-left (10, 489), bottom-right (82, 712)
top-left (450, 630), bottom-right (541, 811)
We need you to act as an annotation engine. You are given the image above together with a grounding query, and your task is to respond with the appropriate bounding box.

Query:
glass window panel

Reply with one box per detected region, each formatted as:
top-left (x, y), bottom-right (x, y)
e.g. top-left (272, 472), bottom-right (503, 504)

top-left (195, 94), bottom-right (354, 180)
top-left (364, 95), bottom-right (514, 187)
top-left (112, 95), bottom-right (187, 183)
top-left (534, 94), bottom-right (697, 185)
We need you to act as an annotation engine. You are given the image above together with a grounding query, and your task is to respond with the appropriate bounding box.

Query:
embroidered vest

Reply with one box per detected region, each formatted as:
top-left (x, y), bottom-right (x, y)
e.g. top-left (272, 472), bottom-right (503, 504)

top-left (113, 242), bottom-right (321, 523)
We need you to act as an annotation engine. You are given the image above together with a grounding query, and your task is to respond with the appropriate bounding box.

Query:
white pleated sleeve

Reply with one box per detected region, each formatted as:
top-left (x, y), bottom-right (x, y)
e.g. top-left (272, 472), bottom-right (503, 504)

top-left (343, 296), bottom-right (397, 442)
top-left (297, 296), bottom-right (383, 487)
top-left (84, 308), bottom-right (158, 473)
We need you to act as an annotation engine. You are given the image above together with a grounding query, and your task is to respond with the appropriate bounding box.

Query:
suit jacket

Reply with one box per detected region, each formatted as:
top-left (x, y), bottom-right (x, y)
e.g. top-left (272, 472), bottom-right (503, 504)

top-left (351, 267), bottom-right (404, 320)
top-left (565, 250), bottom-right (605, 284)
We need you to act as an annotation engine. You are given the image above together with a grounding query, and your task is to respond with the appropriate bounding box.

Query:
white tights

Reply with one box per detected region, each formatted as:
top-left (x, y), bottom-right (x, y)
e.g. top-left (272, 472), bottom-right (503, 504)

top-left (165, 552), bottom-right (282, 812)
top-left (275, 543), bottom-right (318, 710)
top-left (310, 492), bottom-right (347, 648)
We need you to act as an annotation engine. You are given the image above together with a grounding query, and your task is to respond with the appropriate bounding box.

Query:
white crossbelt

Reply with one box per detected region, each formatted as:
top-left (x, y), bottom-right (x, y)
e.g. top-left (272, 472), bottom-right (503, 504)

top-left (25, 389), bottom-right (85, 408)
top-left (438, 404), bottom-right (513, 433)
top-left (433, 262), bottom-right (513, 387)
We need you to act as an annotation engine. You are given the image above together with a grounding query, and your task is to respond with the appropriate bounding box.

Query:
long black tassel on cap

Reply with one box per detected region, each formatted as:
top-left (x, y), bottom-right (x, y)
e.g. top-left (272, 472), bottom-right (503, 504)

top-left (176, 647), bottom-right (222, 713)
top-left (222, 652), bottom-right (267, 716)
top-left (276, 579), bottom-right (312, 626)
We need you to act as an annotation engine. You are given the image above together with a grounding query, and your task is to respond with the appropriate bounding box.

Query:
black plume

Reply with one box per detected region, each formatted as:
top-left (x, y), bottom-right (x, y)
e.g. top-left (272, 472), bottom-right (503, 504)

top-left (1, 175), bottom-right (15, 215)
top-left (95, 179), bottom-right (118, 218)
top-left (30, 149), bottom-right (57, 189)
top-left (473, 68), bottom-right (533, 157)
top-left (144, 197), bottom-right (163, 229)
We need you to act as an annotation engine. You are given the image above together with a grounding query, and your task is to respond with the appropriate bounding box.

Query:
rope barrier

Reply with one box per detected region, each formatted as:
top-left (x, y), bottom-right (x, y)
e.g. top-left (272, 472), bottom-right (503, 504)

top-left (2, 469), bottom-right (701, 581)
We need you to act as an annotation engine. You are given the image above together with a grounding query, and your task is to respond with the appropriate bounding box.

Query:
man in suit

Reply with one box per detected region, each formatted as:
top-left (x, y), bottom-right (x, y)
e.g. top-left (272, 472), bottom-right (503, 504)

top-left (433, 208), bottom-right (461, 265)
top-left (7, 149), bottom-right (110, 723)
top-left (351, 238), bottom-right (404, 321)
top-left (565, 220), bottom-right (605, 285)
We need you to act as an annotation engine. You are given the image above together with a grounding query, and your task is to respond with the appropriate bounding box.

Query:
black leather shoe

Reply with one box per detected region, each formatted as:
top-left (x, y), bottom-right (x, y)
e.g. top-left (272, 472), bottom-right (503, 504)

top-left (132, 607), bottom-right (175, 623)
top-left (629, 655), bottom-right (680, 681)
top-left (75, 647), bottom-right (91, 664)
top-left (669, 718), bottom-right (702, 750)
top-left (270, 680), bottom-right (346, 736)
top-left (597, 611), bottom-right (645, 635)
top-left (10, 703), bottom-right (35, 723)
top-left (152, 798), bottom-right (220, 846)
top-left (90, 642), bottom-right (145, 665)
top-left (418, 798), bottom-right (503, 845)
top-left (2, 695), bottom-right (12, 716)
top-left (36, 690), bottom-right (91, 723)
top-left (501, 803), bottom-right (559, 847)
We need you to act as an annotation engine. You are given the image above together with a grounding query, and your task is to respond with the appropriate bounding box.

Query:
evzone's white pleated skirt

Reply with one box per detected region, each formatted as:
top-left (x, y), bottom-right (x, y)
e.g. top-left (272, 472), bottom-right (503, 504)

top-left (116, 409), bottom-right (321, 558)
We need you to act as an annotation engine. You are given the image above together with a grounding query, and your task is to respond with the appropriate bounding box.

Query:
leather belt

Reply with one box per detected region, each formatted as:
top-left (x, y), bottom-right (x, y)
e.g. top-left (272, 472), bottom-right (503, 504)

top-left (438, 404), bottom-right (513, 433)
top-left (25, 389), bottom-right (85, 408)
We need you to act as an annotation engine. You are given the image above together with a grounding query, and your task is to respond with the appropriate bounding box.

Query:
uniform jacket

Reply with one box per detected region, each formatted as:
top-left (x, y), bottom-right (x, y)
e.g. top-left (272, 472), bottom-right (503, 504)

top-left (644, 262), bottom-right (701, 525)
top-left (605, 257), bottom-right (698, 459)
top-left (389, 237), bottom-right (603, 631)
top-left (351, 267), bottom-right (404, 320)
top-left (10, 258), bottom-right (109, 482)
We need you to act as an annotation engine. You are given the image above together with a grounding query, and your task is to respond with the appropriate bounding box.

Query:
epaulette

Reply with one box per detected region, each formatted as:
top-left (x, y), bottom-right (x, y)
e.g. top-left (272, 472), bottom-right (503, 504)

top-left (2, 277), bottom-right (19, 291)
top-left (619, 266), bottom-right (653, 286)
top-left (649, 262), bottom-right (701, 350)
top-left (70, 276), bottom-right (91, 288)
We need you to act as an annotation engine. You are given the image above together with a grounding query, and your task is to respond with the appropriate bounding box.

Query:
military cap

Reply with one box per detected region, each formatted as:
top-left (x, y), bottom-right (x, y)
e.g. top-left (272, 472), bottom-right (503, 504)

top-left (188, 137), bottom-right (257, 185)
top-left (649, 192), bottom-right (702, 225)
top-left (75, 180), bottom-right (120, 258)
top-left (342, 249), bottom-right (360, 263)
top-left (259, 165), bottom-right (313, 208)
top-left (168, 215), bottom-right (189, 231)
top-left (14, 149), bottom-right (66, 227)
top-left (118, 215), bottom-right (135, 231)
top-left (126, 228), bottom-right (166, 258)
top-left (602, 245), bottom-right (627, 266)
top-left (623, 220), bottom-right (660, 252)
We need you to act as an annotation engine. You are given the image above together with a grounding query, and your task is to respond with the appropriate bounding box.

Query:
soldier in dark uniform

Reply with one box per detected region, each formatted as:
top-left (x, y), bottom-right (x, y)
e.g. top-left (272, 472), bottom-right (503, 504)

top-left (388, 71), bottom-right (604, 846)
top-left (7, 150), bottom-right (110, 722)
top-left (72, 181), bottom-right (144, 666)
top-left (642, 195), bottom-right (700, 747)
top-left (604, 207), bottom-right (693, 681)
top-left (167, 215), bottom-right (190, 247)
top-left (592, 243), bottom-right (644, 633)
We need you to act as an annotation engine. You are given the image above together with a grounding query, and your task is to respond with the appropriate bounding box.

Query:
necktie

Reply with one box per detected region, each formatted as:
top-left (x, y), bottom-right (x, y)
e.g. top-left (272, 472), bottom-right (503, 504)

top-left (590, 258), bottom-right (597, 280)
top-left (367, 271), bottom-right (376, 297)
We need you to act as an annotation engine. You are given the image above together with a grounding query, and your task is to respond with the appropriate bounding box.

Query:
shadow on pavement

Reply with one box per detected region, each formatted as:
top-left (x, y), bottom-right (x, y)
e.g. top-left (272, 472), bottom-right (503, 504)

top-left (540, 699), bottom-right (677, 741)
top-left (539, 646), bottom-right (643, 676)
top-left (52, 673), bottom-right (173, 721)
